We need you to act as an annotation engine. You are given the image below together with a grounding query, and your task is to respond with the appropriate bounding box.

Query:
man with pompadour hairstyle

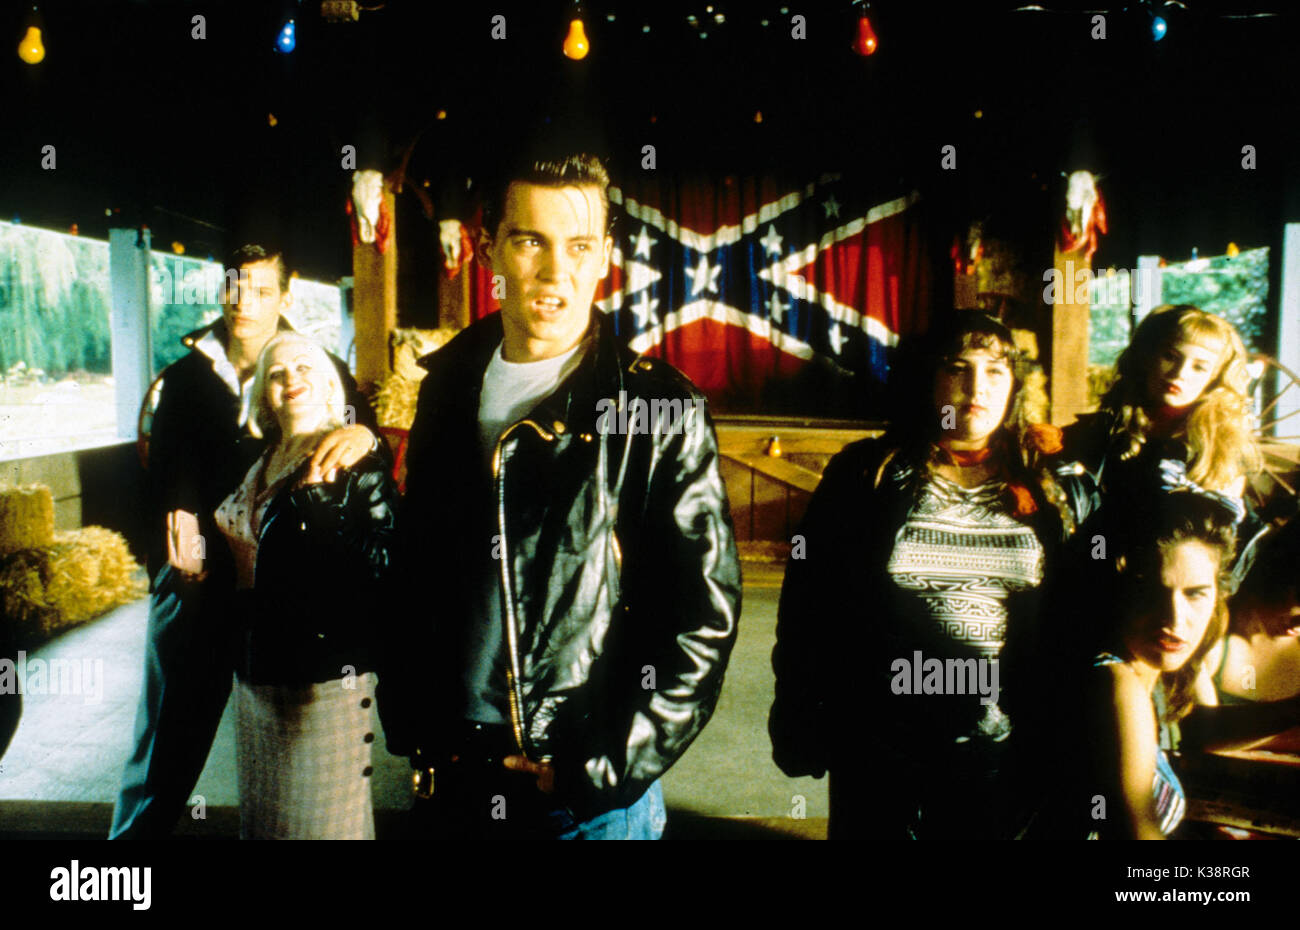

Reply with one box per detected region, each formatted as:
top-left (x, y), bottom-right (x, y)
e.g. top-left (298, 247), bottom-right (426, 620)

top-left (384, 147), bottom-right (741, 839)
top-left (110, 241), bottom-right (385, 839)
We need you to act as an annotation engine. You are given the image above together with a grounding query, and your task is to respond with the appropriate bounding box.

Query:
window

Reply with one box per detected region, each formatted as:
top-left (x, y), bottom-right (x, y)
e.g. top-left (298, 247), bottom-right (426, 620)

top-left (0, 222), bottom-right (114, 461)
top-left (1, 224), bottom-right (347, 462)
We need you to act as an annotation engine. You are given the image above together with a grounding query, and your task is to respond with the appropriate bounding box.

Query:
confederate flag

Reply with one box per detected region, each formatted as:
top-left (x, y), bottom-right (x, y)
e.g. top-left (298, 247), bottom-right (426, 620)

top-left (467, 173), bottom-right (931, 415)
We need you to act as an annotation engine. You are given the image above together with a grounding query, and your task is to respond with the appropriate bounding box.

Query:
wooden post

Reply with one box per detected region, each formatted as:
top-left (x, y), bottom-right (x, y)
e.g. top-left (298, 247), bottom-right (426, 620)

top-left (954, 268), bottom-right (978, 310)
top-left (352, 185), bottom-right (397, 392)
top-left (108, 227), bottom-right (153, 442)
top-left (1050, 245), bottom-right (1091, 426)
top-left (437, 256), bottom-right (472, 329)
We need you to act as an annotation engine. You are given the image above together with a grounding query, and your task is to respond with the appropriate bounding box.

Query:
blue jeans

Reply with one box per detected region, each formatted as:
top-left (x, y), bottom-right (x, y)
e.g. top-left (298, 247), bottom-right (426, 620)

top-left (550, 781), bottom-right (667, 840)
top-left (109, 565), bottom-right (233, 839)
top-left (415, 767), bottom-right (667, 840)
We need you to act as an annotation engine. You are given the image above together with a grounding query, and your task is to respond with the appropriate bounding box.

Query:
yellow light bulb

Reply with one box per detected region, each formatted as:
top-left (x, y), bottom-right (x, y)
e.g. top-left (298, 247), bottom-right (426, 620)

top-left (18, 25), bottom-right (44, 64)
top-left (563, 19), bottom-right (589, 59)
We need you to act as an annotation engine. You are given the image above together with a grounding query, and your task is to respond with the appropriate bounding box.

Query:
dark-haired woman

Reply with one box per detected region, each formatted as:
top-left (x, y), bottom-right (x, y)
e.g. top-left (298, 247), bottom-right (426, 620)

top-left (1073, 493), bottom-right (1238, 839)
top-left (769, 312), bottom-right (1094, 839)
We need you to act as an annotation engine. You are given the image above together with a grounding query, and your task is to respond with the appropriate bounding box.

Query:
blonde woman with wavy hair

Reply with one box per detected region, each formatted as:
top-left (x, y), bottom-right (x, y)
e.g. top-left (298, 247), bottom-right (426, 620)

top-left (214, 331), bottom-right (398, 839)
top-left (1065, 305), bottom-right (1260, 535)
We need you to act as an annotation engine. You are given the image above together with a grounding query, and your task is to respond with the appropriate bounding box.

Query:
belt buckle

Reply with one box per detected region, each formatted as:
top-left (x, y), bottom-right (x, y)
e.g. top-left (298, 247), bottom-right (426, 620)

top-left (412, 767), bottom-right (435, 800)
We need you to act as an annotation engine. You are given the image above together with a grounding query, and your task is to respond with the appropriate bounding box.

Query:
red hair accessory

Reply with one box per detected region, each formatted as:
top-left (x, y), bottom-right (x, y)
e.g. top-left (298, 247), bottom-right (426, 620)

top-left (1006, 482), bottom-right (1038, 517)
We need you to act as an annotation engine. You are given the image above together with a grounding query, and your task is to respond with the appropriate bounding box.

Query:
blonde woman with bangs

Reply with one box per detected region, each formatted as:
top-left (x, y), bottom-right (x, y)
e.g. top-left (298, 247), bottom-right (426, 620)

top-left (214, 332), bottom-right (400, 839)
top-left (1065, 305), bottom-right (1261, 540)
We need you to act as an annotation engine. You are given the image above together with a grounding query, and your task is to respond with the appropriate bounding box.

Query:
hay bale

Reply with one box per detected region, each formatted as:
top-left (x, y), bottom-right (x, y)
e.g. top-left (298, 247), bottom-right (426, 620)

top-left (0, 527), bottom-right (146, 647)
top-left (372, 372), bottom-right (421, 430)
top-left (45, 528), bottom-right (147, 631)
top-left (0, 484), bottom-right (54, 556)
top-left (0, 549), bottom-right (55, 649)
top-left (391, 327), bottom-right (457, 382)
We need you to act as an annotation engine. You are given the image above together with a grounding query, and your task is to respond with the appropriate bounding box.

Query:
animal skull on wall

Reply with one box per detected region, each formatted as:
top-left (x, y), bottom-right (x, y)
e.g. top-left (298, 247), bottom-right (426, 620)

top-left (1060, 170), bottom-right (1108, 261)
top-left (350, 170), bottom-right (385, 243)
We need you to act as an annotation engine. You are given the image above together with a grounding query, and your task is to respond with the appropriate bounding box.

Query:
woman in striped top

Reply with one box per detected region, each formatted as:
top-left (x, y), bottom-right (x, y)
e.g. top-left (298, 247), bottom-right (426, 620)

top-left (1084, 492), bottom-right (1236, 839)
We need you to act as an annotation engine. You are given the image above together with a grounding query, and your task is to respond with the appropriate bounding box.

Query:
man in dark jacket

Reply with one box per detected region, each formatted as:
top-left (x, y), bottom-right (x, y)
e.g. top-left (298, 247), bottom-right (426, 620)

top-left (383, 151), bottom-right (741, 839)
top-left (110, 243), bottom-right (384, 839)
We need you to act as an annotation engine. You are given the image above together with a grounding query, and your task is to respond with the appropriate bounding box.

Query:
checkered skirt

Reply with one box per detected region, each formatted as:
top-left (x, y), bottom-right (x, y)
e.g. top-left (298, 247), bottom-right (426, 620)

top-left (235, 671), bottom-right (377, 840)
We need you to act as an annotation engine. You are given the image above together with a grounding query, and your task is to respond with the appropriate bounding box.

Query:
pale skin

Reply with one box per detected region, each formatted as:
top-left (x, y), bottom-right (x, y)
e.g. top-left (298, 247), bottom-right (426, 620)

top-left (473, 181), bottom-right (614, 793)
top-left (1098, 540), bottom-right (1221, 839)
top-left (1190, 590), bottom-right (1300, 752)
top-left (1202, 594), bottom-right (1300, 703)
top-left (261, 343), bottom-right (346, 489)
top-left (479, 181), bottom-right (613, 365)
top-left (1145, 336), bottom-right (1247, 497)
top-left (166, 258), bottom-right (376, 580)
top-left (931, 346), bottom-right (1014, 488)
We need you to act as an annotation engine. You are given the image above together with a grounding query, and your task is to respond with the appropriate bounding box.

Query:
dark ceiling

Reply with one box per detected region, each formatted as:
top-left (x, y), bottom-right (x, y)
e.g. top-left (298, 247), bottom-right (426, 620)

top-left (3, 0), bottom-right (1298, 318)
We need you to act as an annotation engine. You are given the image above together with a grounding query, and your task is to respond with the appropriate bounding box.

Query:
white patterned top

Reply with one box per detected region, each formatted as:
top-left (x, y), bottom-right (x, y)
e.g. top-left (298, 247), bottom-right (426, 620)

top-left (887, 473), bottom-right (1045, 658)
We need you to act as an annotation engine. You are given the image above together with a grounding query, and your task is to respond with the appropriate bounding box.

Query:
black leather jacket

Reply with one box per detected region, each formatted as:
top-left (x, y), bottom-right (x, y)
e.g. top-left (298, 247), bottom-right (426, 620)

top-left (235, 450), bottom-right (399, 687)
top-left (381, 310), bottom-right (742, 819)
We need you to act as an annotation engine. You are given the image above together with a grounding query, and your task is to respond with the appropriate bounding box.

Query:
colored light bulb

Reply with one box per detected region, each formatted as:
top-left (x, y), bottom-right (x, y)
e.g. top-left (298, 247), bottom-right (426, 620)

top-left (18, 25), bottom-right (44, 64)
top-left (852, 15), bottom-right (877, 56)
top-left (563, 18), bottom-right (589, 59)
top-left (1151, 15), bottom-right (1167, 41)
top-left (277, 19), bottom-right (296, 53)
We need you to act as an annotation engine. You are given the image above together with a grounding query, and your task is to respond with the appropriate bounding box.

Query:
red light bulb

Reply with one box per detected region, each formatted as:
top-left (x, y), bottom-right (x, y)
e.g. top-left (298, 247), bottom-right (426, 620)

top-left (852, 15), bottom-right (878, 56)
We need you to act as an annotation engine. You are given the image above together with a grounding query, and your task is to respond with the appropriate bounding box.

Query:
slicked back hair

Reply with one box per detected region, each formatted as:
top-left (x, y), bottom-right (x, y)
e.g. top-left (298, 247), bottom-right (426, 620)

top-left (480, 153), bottom-right (614, 240)
top-left (226, 243), bottom-right (290, 293)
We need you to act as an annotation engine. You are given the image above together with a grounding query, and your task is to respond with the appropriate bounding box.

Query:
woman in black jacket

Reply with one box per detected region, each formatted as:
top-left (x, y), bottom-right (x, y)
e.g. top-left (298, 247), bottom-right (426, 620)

top-left (1063, 305), bottom-right (1261, 544)
top-left (769, 313), bottom-right (1095, 839)
top-left (215, 332), bottom-right (399, 840)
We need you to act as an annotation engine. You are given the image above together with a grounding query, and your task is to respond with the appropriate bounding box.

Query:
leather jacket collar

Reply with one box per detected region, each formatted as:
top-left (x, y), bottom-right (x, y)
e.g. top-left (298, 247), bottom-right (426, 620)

top-left (180, 313), bottom-right (297, 352)
top-left (419, 309), bottom-right (629, 439)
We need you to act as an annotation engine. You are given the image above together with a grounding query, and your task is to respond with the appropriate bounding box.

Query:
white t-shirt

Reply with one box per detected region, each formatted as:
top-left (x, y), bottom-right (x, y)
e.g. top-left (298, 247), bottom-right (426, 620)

top-left (477, 339), bottom-right (586, 461)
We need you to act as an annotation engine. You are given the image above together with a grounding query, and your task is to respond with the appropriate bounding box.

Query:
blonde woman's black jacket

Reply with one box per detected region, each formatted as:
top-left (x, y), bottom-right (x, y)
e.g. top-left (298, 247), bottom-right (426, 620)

top-left (237, 450), bottom-right (398, 687)
top-left (379, 310), bottom-right (742, 821)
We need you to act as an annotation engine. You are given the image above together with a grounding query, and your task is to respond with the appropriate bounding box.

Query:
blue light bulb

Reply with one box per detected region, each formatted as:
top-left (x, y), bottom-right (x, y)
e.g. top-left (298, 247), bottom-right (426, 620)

top-left (1152, 15), bottom-right (1168, 41)
top-left (277, 19), bottom-right (296, 53)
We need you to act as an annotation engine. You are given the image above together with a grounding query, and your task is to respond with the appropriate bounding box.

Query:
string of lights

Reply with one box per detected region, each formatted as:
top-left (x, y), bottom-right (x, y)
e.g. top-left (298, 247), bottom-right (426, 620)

top-left (14, 1), bottom-right (1291, 66)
